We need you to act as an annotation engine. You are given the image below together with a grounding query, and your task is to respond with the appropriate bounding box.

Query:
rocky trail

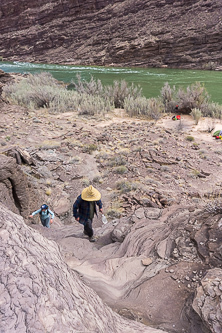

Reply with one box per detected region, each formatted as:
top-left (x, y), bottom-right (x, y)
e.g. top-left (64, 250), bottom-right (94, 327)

top-left (1, 96), bottom-right (222, 333)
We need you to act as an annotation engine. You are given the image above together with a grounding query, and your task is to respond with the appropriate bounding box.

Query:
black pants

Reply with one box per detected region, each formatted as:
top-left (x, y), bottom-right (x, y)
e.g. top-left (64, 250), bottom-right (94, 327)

top-left (83, 219), bottom-right (93, 238)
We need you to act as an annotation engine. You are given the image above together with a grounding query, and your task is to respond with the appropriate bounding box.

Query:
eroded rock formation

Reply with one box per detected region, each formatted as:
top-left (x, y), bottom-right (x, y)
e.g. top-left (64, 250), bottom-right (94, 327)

top-left (0, 204), bottom-right (165, 333)
top-left (0, 0), bottom-right (221, 69)
top-left (193, 268), bottom-right (222, 333)
top-left (0, 154), bottom-right (40, 217)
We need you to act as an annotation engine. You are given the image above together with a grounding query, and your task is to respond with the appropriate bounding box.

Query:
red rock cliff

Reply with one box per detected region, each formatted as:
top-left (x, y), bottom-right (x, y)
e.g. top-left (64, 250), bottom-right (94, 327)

top-left (0, 0), bottom-right (221, 69)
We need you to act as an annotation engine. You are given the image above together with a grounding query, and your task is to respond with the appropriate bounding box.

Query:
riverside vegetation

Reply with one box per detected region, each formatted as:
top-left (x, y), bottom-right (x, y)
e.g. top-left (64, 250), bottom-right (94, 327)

top-left (2, 72), bottom-right (222, 119)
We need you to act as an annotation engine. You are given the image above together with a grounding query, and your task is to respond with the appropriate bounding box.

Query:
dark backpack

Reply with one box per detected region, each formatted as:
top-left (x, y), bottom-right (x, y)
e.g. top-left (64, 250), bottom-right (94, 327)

top-left (39, 209), bottom-right (49, 216)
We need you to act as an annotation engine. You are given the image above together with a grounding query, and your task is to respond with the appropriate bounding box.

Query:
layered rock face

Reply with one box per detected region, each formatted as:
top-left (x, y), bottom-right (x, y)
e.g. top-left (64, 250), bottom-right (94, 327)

top-left (0, 204), bottom-right (165, 333)
top-left (0, 0), bottom-right (221, 69)
top-left (0, 154), bottom-right (40, 217)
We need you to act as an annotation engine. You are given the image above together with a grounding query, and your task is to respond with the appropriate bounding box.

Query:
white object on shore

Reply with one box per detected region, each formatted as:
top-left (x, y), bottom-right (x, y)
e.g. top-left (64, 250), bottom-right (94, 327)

top-left (102, 214), bottom-right (108, 224)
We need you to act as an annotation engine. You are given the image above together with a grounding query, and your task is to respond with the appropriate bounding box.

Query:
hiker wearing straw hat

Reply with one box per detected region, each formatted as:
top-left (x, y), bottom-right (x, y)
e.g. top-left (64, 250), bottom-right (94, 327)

top-left (73, 185), bottom-right (103, 242)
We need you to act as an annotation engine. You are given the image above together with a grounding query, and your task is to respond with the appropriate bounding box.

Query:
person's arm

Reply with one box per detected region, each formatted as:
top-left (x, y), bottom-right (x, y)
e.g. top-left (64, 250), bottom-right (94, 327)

top-left (73, 196), bottom-right (81, 220)
top-left (29, 209), bottom-right (41, 218)
top-left (96, 200), bottom-right (103, 213)
top-left (48, 209), bottom-right (54, 223)
top-left (48, 209), bottom-right (54, 219)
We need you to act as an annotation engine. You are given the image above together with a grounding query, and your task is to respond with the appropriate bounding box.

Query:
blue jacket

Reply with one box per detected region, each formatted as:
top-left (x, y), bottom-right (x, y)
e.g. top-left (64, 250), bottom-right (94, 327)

top-left (31, 208), bottom-right (54, 220)
top-left (73, 195), bottom-right (102, 223)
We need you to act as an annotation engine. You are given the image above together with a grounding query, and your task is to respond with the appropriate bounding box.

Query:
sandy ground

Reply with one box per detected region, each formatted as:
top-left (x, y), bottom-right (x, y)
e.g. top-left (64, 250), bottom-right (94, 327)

top-left (158, 114), bottom-right (222, 142)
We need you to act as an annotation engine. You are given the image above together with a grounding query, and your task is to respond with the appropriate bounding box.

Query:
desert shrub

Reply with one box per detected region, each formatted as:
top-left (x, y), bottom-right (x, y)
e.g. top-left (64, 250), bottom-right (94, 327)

top-left (191, 169), bottom-right (200, 177)
top-left (107, 209), bottom-right (121, 218)
top-left (82, 144), bottom-right (98, 154)
top-left (199, 150), bottom-right (207, 159)
top-left (72, 75), bottom-right (142, 109)
top-left (116, 180), bottom-right (132, 193)
top-left (118, 148), bottom-right (130, 156)
top-left (81, 178), bottom-right (90, 186)
top-left (3, 73), bottom-right (113, 115)
top-left (124, 96), bottom-right (163, 119)
top-left (201, 102), bottom-right (222, 119)
top-left (192, 142), bottom-right (199, 148)
top-left (161, 82), bottom-right (177, 113)
top-left (64, 139), bottom-right (83, 148)
top-left (107, 155), bottom-right (127, 167)
top-left (72, 74), bottom-right (104, 96)
top-left (3, 72), bottom-right (82, 113)
top-left (105, 80), bottom-right (142, 108)
top-left (186, 136), bottom-right (195, 141)
top-left (160, 82), bottom-right (210, 113)
top-left (113, 166), bottom-right (128, 174)
top-left (3, 72), bottom-right (61, 109)
top-left (203, 117), bottom-right (216, 133)
top-left (191, 108), bottom-right (202, 125)
top-left (92, 175), bottom-right (103, 183)
top-left (77, 94), bottom-right (113, 115)
top-left (144, 177), bottom-right (161, 187)
top-left (177, 82), bottom-right (209, 110)
top-left (49, 89), bottom-right (80, 113)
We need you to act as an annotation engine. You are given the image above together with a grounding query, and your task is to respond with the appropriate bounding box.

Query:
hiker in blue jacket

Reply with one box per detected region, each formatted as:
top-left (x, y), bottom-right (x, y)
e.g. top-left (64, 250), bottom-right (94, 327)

top-left (29, 204), bottom-right (54, 228)
top-left (73, 185), bottom-right (103, 242)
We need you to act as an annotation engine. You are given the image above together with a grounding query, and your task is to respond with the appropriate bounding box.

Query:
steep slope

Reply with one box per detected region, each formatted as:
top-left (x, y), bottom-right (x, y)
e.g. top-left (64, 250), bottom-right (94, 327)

top-left (0, 204), bottom-right (165, 333)
top-left (0, 0), bottom-right (221, 69)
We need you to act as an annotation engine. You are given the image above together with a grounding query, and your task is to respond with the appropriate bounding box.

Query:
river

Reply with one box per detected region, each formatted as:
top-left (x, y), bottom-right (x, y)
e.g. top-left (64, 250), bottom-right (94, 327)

top-left (0, 61), bottom-right (222, 104)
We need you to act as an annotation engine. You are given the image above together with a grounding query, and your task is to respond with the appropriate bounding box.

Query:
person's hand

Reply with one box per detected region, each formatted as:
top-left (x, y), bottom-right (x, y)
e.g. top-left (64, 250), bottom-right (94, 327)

top-left (76, 217), bottom-right (80, 221)
top-left (50, 219), bottom-right (53, 224)
top-left (99, 208), bottom-right (103, 214)
top-left (29, 215), bottom-right (33, 218)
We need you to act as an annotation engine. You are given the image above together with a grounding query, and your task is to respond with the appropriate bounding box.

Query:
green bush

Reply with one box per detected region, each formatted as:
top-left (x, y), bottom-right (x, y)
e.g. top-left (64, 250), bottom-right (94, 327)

top-left (72, 75), bottom-right (142, 109)
top-left (161, 82), bottom-right (177, 113)
top-left (72, 74), bottom-right (104, 96)
top-left (107, 155), bottom-right (127, 167)
top-left (3, 72), bottom-right (61, 109)
top-left (191, 108), bottom-right (202, 125)
top-left (77, 94), bottom-right (113, 115)
top-left (160, 81), bottom-right (210, 113)
top-left (201, 102), bottom-right (222, 119)
top-left (82, 144), bottom-right (98, 154)
top-left (124, 96), bottom-right (163, 119)
top-left (3, 73), bottom-right (113, 115)
top-left (107, 209), bottom-right (121, 218)
top-left (177, 82), bottom-right (209, 110)
top-left (116, 180), bottom-right (132, 193)
top-left (113, 166), bottom-right (127, 174)
top-left (186, 136), bottom-right (195, 141)
top-left (105, 80), bottom-right (142, 108)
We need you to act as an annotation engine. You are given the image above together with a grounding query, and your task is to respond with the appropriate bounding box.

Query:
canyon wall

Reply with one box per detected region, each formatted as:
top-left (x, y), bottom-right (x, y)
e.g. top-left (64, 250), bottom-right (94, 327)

top-left (0, 0), bottom-right (221, 69)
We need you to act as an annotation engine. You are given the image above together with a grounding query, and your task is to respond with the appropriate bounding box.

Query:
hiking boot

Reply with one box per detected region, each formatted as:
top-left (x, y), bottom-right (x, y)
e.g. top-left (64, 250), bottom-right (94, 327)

top-left (89, 236), bottom-right (96, 242)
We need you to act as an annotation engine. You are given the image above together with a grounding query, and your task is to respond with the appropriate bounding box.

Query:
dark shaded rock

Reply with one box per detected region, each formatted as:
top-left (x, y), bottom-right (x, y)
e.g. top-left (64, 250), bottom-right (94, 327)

top-left (0, 154), bottom-right (40, 217)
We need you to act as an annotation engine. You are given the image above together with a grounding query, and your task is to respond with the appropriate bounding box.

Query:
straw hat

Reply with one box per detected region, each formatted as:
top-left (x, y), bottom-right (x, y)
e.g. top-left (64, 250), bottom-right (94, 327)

top-left (81, 185), bottom-right (101, 201)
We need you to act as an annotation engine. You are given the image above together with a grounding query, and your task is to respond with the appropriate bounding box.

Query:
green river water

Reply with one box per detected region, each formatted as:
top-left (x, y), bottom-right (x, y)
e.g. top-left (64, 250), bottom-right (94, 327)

top-left (0, 61), bottom-right (222, 104)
